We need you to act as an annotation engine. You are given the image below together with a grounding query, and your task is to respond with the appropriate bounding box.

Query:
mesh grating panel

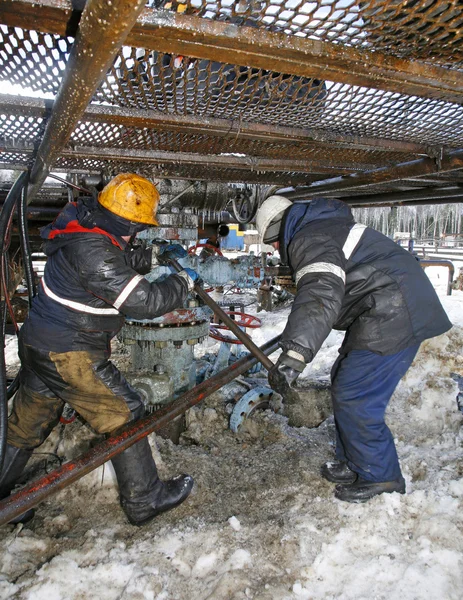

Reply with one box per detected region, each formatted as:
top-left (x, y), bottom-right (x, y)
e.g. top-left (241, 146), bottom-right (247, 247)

top-left (1, 23), bottom-right (462, 150)
top-left (164, 0), bottom-right (463, 67)
top-left (0, 113), bottom-right (45, 143)
top-left (0, 2), bottom-right (463, 192)
top-left (0, 25), bottom-right (70, 94)
top-left (0, 110), bottom-right (417, 170)
top-left (97, 50), bottom-right (463, 147)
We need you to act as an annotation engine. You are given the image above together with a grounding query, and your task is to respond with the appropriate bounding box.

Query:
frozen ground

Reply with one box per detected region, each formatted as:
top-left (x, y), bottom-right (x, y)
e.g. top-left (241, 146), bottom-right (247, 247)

top-left (0, 270), bottom-right (462, 600)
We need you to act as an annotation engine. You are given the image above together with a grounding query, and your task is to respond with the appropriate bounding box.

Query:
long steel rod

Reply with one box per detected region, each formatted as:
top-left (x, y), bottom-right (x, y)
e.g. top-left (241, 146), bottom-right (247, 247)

top-left (345, 186), bottom-right (463, 206)
top-left (0, 336), bottom-right (281, 526)
top-left (286, 150), bottom-right (463, 199)
top-left (26, 0), bottom-right (147, 203)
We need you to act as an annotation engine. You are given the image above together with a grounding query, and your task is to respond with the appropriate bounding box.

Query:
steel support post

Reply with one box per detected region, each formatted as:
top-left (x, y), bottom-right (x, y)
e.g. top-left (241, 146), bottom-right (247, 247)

top-left (26, 0), bottom-right (147, 203)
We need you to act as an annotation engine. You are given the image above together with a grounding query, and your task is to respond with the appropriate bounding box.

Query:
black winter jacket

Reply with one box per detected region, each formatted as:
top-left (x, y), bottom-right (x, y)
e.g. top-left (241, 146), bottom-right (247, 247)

top-left (278, 199), bottom-right (452, 361)
top-left (21, 202), bottom-right (190, 354)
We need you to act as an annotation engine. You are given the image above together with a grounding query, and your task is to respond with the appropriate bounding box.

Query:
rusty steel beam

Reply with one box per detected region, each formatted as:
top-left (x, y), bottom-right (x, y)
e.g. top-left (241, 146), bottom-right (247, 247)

top-left (0, 94), bottom-right (428, 155)
top-left (350, 197), bottom-right (463, 208)
top-left (0, 335), bottom-right (281, 526)
top-left (345, 186), bottom-right (463, 207)
top-left (26, 0), bottom-right (147, 203)
top-left (64, 146), bottom-right (359, 174)
top-left (1, 141), bottom-right (361, 173)
top-left (286, 149), bottom-right (463, 199)
top-left (1, 0), bottom-right (462, 104)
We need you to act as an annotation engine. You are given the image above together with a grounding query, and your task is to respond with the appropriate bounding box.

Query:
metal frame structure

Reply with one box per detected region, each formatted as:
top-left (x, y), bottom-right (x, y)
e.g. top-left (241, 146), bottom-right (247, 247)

top-left (0, 0), bottom-right (462, 208)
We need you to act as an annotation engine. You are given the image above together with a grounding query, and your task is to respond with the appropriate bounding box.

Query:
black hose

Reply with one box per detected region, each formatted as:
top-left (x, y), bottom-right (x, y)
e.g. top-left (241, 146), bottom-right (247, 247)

top-left (18, 175), bottom-right (37, 305)
top-left (0, 172), bottom-right (29, 472)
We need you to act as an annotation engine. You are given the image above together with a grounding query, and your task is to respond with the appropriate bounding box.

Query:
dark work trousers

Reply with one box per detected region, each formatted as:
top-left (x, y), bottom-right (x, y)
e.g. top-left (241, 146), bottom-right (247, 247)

top-left (8, 341), bottom-right (145, 450)
top-left (331, 344), bottom-right (420, 482)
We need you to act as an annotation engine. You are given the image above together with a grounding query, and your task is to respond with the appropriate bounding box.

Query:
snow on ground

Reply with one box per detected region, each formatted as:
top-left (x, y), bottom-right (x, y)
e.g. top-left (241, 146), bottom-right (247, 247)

top-left (0, 269), bottom-right (462, 600)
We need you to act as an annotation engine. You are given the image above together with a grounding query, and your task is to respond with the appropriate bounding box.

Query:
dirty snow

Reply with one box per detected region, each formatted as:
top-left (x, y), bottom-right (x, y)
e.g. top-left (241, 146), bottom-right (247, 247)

top-left (0, 269), bottom-right (462, 600)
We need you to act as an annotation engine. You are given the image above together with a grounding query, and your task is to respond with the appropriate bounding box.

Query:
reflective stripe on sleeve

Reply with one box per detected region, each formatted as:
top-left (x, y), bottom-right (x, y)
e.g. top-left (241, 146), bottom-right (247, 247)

top-left (287, 349), bottom-right (305, 362)
top-left (41, 278), bottom-right (120, 315)
top-left (113, 274), bottom-right (145, 309)
top-left (343, 224), bottom-right (367, 260)
top-left (295, 262), bottom-right (346, 285)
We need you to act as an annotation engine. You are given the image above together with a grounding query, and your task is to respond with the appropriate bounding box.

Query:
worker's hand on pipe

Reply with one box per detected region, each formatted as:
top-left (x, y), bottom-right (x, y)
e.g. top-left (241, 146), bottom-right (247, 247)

top-left (183, 268), bottom-right (200, 282)
top-left (175, 268), bottom-right (202, 291)
top-left (157, 243), bottom-right (188, 260)
top-left (268, 352), bottom-right (305, 397)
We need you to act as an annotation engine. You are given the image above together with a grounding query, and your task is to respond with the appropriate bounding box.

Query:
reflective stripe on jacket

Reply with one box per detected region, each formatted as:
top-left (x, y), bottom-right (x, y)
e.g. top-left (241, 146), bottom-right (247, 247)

top-left (279, 199), bottom-right (452, 361)
top-left (21, 204), bottom-right (189, 353)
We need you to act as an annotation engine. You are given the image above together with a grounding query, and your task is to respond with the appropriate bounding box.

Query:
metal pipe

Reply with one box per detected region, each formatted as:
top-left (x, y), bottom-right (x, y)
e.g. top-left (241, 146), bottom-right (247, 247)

top-left (346, 186), bottom-right (463, 207)
top-left (0, 335), bottom-right (281, 526)
top-left (47, 174), bottom-right (91, 195)
top-left (168, 259), bottom-right (275, 371)
top-left (420, 260), bottom-right (455, 296)
top-left (26, 0), bottom-right (147, 203)
top-left (286, 149), bottom-right (463, 200)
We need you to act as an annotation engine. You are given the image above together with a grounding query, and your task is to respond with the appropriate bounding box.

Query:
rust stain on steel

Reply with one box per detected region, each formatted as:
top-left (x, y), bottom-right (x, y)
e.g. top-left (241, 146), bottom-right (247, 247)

top-left (61, 146), bottom-right (356, 174)
top-left (0, 335), bottom-right (281, 526)
top-left (2, 1), bottom-right (462, 103)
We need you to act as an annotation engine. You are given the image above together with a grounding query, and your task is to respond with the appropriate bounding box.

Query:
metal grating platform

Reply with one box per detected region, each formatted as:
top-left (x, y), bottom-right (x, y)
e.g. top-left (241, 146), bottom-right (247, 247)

top-left (0, 0), bottom-right (462, 208)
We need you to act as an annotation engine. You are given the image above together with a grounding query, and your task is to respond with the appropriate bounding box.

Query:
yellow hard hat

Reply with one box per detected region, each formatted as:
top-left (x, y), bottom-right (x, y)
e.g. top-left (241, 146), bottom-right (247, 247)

top-left (98, 173), bottom-right (160, 226)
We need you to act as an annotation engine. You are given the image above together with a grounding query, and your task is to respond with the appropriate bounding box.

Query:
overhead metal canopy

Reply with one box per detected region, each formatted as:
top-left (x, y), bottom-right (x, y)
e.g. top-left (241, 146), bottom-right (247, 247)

top-left (1, 0), bottom-right (463, 208)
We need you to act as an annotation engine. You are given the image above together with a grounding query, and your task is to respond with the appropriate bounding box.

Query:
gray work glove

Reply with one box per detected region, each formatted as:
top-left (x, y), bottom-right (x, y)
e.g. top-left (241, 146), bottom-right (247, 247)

top-left (268, 351), bottom-right (305, 397)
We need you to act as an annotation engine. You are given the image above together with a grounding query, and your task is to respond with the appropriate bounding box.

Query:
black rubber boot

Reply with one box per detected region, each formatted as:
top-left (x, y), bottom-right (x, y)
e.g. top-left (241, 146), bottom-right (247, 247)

top-left (334, 475), bottom-right (406, 503)
top-left (111, 437), bottom-right (194, 526)
top-left (320, 461), bottom-right (358, 484)
top-left (0, 444), bottom-right (35, 524)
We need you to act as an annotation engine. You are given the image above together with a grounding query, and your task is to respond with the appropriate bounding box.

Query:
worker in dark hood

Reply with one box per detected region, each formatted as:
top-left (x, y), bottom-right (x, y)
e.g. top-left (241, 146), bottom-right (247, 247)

top-left (1, 173), bottom-right (199, 525)
top-left (256, 195), bottom-right (452, 502)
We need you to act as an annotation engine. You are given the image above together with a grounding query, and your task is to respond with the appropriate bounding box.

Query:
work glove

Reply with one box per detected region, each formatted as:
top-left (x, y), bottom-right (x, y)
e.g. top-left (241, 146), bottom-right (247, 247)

top-left (157, 243), bottom-right (188, 261)
top-left (175, 268), bottom-right (201, 291)
top-left (268, 351), bottom-right (305, 397)
top-left (183, 267), bottom-right (200, 282)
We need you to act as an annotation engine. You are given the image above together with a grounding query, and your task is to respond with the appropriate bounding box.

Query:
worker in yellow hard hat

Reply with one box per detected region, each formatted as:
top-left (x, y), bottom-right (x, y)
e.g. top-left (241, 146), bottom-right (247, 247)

top-left (2, 173), bottom-right (198, 526)
top-left (98, 172), bottom-right (160, 226)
